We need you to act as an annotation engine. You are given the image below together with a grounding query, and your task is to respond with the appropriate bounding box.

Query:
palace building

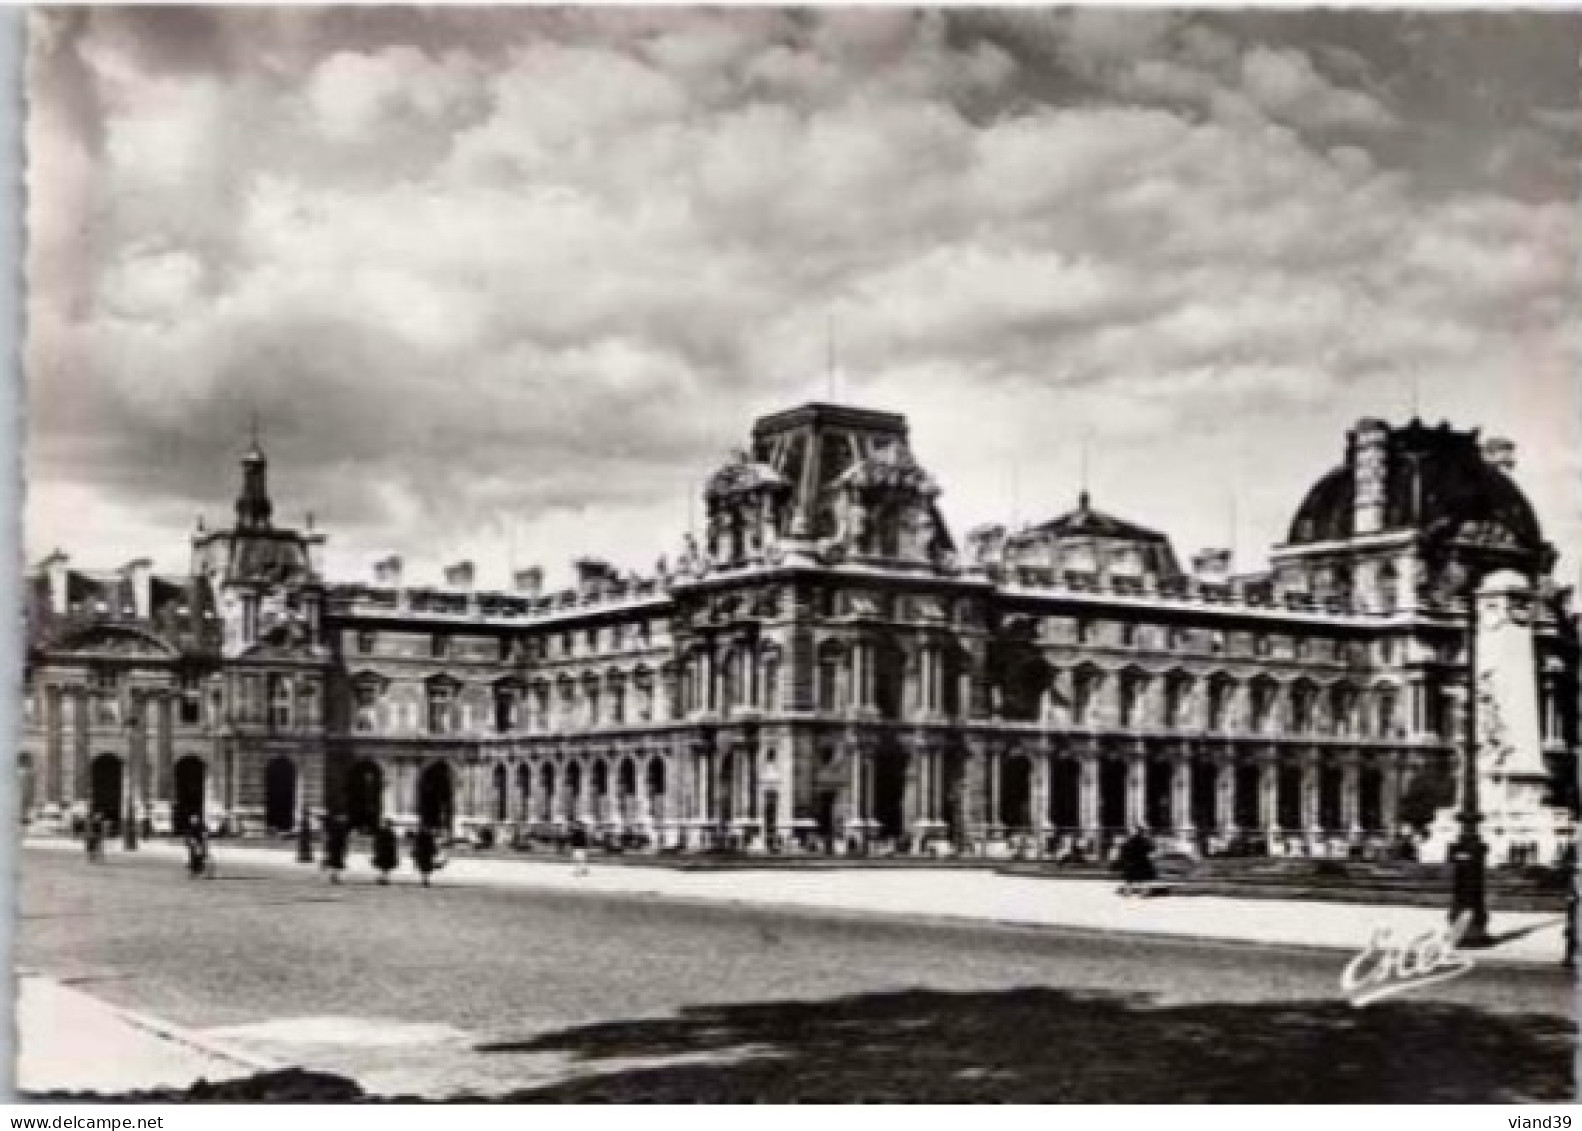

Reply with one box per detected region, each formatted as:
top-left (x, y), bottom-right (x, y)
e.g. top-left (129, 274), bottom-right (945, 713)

top-left (20, 402), bottom-right (1580, 863)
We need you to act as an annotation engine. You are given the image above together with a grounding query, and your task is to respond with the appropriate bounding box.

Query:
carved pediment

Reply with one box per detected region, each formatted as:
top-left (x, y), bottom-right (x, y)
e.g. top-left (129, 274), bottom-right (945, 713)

top-left (54, 625), bottom-right (178, 660)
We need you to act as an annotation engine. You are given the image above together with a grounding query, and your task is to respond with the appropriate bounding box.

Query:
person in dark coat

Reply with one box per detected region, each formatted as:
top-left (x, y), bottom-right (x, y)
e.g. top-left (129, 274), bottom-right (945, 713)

top-left (183, 815), bottom-right (211, 879)
top-left (412, 824), bottom-right (440, 888)
top-left (1117, 827), bottom-right (1156, 897)
top-left (371, 818), bottom-right (399, 885)
top-left (322, 815), bottom-right (349, 884)
top-left (84, 812), bottom-right (105, 863)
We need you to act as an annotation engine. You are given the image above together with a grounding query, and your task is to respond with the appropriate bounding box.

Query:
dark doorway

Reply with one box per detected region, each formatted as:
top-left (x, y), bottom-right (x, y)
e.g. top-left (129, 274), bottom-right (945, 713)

top-left (1145, 760), bottom-right (1173, 830)
top-left (1050, 758), bottom-right (1081, 829)
top-left (815, 789), bottom-right (837, 843)
top-left (174, 756), bottom-right (207, 832)
top-left (493, 764), bottom-right (509, 822)
top-left (90, 754), bottom-right (123, 827)
top-left (1000, 756), bottom-right (1032, 829)
top-left (873, 747), bottom-right (907, 839)
top-left (1360, 765), bottom-right (1383, 831)
top-left (1190, 760), bottom-right (1217, 830)
top-left (1278, 766), bottom-right (1303, 830)
top-left (1235, 764), bottom-right (1261, 829)
top-left (347, 760), bottom-right (384, 833)
top-left (418, 761), bottom-right (454, 832)
top-left (1099, 759), bottom-right (1127, 830)
top-left (265, 756), bottom-right (296, 832)
top-left (1319, 764), bottom-right (1344, 832)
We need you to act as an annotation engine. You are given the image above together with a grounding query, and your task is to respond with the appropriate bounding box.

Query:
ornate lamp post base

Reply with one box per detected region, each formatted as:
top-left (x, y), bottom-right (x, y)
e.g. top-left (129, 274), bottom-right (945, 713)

top-left (1449, 829), bottom-right (1491, 948)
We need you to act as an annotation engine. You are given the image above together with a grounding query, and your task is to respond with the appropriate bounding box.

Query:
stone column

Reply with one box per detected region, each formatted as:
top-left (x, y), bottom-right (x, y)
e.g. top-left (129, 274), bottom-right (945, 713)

top-left (1258, 754), bottom-right (1278, 834)
top-left (44, 684), bottom-right (63, 808)
top-left (1032, 751), bottom-right (1051, 835)
top-left (72, 687), bottom-right (90, 812)
top-left (1215, 756), bottom-right (1237, 835)
top-left (1380, 755), bottom-right (1401, 837)
top-left (1341, 753), bottom-right (1361, 838)
top-left (1079, 754), bottom-right (1100, 836)
top-left (1301, 752), bottom-right (1321, 841)
top-left (1125, 756), bottom-right (1146, 829)
top-left (986, 748), bottom-right (1002, 831)
top-left (155, 693), bottom-right (174, 813)
top-left (1172, 751), bottom-right (1194, 835)
top-left (128, 694), bottom-right (148, 824)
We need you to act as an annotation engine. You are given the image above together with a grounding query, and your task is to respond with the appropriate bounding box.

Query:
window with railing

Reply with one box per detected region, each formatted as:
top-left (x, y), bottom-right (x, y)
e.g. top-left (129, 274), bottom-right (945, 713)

top-left (427, 681), bottom-right (456, 734)
top-left (269, 674), bottom-right (293, 730)
top-left (354, 682), bottom-right (380, 734)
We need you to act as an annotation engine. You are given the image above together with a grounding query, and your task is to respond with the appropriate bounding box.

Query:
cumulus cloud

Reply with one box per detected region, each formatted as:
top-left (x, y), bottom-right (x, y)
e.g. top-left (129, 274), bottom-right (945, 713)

top-left (24, 9), bottom-right (1581, 588)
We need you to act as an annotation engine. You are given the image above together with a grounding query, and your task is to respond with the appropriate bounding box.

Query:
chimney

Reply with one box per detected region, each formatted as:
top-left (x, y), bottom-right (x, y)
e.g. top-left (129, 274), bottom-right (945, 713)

top-left (120, 558), bottom-right (153, 619)
top-left (513, 566), bottom-right (544, 598)
top-left (444, 561), bottom-right (475, 591)
top-left (1481, 436), bottom-right (1516, 474)
top-left (1192, 548), bottom-right (1231, 581)
top-left (41, 550), bottom-right (69, 615)
top-left (1352, 417), bottom-right (1389, 536)
top-left (374, 555), bottom-right (403, 587)
top-left (574, 558), bottom-right (615, 592)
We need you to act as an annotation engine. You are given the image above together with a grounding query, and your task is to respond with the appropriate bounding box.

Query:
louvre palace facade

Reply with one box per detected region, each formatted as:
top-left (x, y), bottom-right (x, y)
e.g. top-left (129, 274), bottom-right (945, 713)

top-left (20, 402), bottom-right (1581, 863)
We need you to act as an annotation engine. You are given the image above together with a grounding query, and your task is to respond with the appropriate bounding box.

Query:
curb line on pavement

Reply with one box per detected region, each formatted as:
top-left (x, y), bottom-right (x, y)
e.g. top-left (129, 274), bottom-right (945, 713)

top-left (23, 974), bottom-right (282, 1077)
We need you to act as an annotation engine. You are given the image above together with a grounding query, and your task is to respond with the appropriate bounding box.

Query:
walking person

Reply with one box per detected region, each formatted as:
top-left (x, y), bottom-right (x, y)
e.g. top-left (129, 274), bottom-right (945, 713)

top-left (84, 811), bottom-right (105, 863)
top-left (1117, 826), bottom-right (1156, 897)
top-left (183, 815), bottom-right (212, 880)
top-left (322, 814), bottom-right (349, 885)
top-left (570, 820), bottom-right (590, 877)
top-left (371, 818), bottom-right (399, 885)
top-left (412, 823), bottom-right (441, 888)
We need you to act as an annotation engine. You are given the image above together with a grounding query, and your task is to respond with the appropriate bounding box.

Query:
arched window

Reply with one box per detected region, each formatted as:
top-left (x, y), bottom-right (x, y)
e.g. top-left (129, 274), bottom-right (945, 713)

top-left (1119, 670), bottom-right (1148, 729)
top-left (1250, 678), bottom-right (1277, 733)
top-left (1291, 682), bottom-right (1315, 733)
top-left (1073, 666), bottom-right (1102, 726)
top-left (1206, 675), bottom-right (1234, 732)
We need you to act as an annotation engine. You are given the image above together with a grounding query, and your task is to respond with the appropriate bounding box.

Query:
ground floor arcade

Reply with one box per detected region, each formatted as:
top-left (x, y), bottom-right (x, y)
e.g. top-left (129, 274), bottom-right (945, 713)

top-left (329, 729), bottom-right (1437, 860)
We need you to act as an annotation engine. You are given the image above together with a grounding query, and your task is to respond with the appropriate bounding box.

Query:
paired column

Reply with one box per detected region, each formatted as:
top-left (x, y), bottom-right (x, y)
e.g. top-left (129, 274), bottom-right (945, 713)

top-left (72, 687), bottom-right (90, 810)
top-left (1215, 758), bottom-right (1237, 834)
top-left (1341, 754), bottom-right (1361, 837)
top-left (1257, 755), bottom-right (1278, 833)
top-left (1124, 757), bottom-right (1146, 829)
top-left (44, 685), bottom-right (63, 808)
top-left (1300, 753), bottom-right (1321, 836)
top-left (1380, 755), bottom-right (1401, 836)
top-left (1171, 752), bottom-right (1194, 833)
top-left (1078, 754), bottom-right (1100, 833)
top-left (1032, 752), bottom-right (1051, 833)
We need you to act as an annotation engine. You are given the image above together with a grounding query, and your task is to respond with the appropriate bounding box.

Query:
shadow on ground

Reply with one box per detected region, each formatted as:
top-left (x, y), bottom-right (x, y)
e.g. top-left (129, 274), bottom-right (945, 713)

top-left (29, 985), bottom-right (1575, 1104)
top-left (478, 985), bottom-right (1574, 1103)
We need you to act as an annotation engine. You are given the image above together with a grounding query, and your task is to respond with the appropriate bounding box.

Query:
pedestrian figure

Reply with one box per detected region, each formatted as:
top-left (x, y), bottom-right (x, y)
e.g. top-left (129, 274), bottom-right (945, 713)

top-left (413, 824), bottom-right (441, 888)
top-left (84, 811), bottom-right (105, 863)
top-left (1117, 826), bottom-right (1156, 897)
top-left (322, 814), bottom-right (349, 885)
top-left (371, 818), bottom-right (399, 885)
top-left (570, 821), bottom-right (590, 877)
top-left (184, 815), bottom-right (211, 879)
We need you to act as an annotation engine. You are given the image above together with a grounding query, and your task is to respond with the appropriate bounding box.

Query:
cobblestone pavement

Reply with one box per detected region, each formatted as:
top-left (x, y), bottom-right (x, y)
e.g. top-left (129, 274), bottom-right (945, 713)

top-left (18, 845), bottom-right (1575, 1101)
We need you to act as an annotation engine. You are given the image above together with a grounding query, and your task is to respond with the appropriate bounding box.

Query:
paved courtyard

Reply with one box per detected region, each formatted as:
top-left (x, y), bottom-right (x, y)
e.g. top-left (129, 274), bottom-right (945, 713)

top-left (18, 844), bottom-right (1576, 1101)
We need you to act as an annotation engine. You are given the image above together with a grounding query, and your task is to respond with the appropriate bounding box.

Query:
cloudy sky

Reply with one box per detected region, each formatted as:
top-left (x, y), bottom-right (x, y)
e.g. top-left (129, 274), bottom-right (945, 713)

top-left (25, 7), bottom-right (1581, 590)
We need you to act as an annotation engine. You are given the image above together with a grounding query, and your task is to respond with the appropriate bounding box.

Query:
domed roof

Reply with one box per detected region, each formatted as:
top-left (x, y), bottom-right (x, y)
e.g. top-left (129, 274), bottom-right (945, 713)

top-left (1287, 420), bottom-right (1543, 550)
